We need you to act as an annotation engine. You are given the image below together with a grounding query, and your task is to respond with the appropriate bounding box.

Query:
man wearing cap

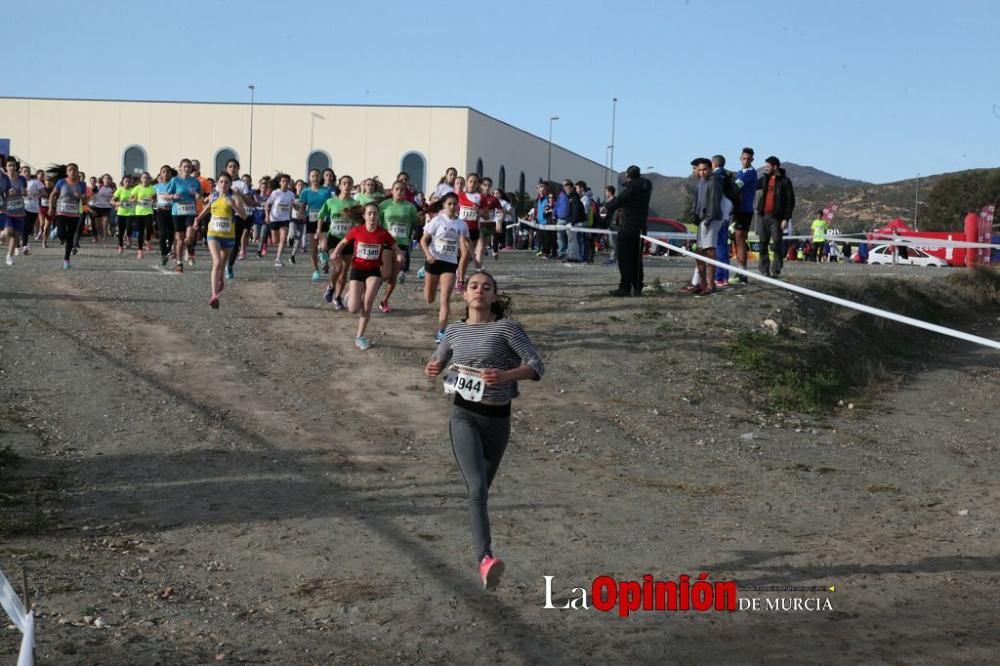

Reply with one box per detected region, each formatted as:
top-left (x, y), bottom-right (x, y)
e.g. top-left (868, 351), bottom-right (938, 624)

top-left (602, 165), bottom-right (652, 296)
top-left (755, 156), bottom-right (795, 278)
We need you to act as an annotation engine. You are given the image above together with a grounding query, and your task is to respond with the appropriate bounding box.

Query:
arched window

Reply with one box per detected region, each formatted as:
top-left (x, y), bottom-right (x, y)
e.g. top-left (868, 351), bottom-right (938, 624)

top-left (307, 150), bottom-right (331, 176)
top-left (122, 145), bottom-right (147, 176)
top-left (214, 148), bottom-right (239, 179)
top-left (400, 151), bottom-right (426, 194)
top-left (518, 171), bottom-right (526, 194)
top-left (475, 158), bottom-right (484, 177)
top-left (498, 166), bottom-right (506, 191)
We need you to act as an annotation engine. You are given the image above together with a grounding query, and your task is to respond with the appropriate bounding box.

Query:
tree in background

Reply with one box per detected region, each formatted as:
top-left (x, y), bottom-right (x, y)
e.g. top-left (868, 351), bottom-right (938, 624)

top-left (924, 170), bottom-right (1000, 230)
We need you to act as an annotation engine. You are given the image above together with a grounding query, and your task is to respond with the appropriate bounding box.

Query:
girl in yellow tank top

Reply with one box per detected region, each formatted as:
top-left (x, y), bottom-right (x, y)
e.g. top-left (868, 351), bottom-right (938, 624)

top-left (195, 173), bottom-right (246, 309)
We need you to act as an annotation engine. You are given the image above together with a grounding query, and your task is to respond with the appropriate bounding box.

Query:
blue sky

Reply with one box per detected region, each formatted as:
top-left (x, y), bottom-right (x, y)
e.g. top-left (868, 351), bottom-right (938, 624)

top-left (6, 0), bottom-right (997, 183)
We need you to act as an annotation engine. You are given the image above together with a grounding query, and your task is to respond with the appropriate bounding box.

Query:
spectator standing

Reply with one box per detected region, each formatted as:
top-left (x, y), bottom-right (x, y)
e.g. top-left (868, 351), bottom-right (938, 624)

top-left (554, 181), bottom-right (571, 259)
top-left (755, 156), bottom-right (795, 278)
top-left (810, 209), bottom-right (828, 261)
top-left (603, 165), bottom-right (652, 296)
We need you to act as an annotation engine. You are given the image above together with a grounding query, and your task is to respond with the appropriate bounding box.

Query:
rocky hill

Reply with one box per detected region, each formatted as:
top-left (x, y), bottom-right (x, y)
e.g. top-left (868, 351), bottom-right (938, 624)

top-left (644, 163), bottom-right (986, 233)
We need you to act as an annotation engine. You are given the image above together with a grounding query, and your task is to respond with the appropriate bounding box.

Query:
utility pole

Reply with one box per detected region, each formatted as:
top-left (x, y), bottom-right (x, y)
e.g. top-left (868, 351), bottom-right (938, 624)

top-left (248, 84), bottom-right (256, 176)
top-left (547, 115), bottom-right (559, 182)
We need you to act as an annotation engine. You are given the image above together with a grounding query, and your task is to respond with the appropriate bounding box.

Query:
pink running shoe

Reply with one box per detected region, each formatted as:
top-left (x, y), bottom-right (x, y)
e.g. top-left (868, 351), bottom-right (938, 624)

top-left (379, 299), bottom-right (391, 313)
top-left (479, 555), bottom-right (505, 590)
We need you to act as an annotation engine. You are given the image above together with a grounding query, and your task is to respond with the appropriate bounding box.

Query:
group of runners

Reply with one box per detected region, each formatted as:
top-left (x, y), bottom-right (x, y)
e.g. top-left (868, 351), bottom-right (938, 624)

top-left (2, 157), bottom-right (545, 589)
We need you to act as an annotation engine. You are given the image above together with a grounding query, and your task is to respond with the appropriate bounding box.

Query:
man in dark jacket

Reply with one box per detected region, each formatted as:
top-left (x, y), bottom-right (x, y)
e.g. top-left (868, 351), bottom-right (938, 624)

top-left (603, 165), bottom-right (652, 296)
top-left (564, 181), bottom-right (586, 262)
top-left (755, 156), bottom-right (795, 277)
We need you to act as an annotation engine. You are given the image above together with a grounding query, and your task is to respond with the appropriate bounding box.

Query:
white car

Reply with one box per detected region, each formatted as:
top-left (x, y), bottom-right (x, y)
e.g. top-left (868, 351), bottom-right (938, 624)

top-left (867, 244), bottom-right (948, 267)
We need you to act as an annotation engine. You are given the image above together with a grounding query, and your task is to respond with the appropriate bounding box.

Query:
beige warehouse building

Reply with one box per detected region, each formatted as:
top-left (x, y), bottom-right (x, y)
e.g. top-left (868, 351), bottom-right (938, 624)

top-left (0, 97), bottom-right (613, 195)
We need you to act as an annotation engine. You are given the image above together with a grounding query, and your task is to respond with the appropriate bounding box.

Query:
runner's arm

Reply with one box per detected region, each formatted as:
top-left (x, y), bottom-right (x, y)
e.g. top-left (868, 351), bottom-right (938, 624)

top-left (419, 233), bottom-right (435, 263)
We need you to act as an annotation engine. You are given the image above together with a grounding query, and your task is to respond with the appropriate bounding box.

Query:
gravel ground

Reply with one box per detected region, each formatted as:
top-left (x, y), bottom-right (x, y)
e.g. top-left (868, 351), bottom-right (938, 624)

top-left (2, 240), bottom-right (999, 665)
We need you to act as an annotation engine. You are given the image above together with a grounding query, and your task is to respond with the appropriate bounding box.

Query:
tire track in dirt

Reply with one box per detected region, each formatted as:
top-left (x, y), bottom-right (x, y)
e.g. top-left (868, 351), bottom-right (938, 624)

top-left (22, 273), bottom-right (577, 665)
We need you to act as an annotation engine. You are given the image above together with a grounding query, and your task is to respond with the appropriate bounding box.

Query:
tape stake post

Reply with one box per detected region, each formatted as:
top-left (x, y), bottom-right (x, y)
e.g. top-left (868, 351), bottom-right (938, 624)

top-left (641, 234), bottom-right (1000, 351)
top-left (0, 567), bottom-right (34, 666)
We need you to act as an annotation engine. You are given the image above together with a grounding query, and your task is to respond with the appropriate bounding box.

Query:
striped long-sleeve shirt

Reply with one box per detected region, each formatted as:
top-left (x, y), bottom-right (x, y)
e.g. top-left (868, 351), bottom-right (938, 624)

top-left (432, 319), bottom-right (544, 404)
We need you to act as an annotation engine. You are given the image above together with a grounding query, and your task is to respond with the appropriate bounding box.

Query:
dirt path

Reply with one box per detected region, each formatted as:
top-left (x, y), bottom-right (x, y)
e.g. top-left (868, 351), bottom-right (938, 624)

top-left (2, 247), bottom-right (999, 664)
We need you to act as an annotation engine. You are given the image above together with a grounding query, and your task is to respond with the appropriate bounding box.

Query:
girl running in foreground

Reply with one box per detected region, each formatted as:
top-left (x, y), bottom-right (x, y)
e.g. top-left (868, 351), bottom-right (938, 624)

top-left (420, 192), bottom-right (471, 343)
top-left (330, 201), bottom-right (396, 350)
top-left (424, 270), bottom-right (544, 589)
top-left (196, 173), bottom-right (246, 309)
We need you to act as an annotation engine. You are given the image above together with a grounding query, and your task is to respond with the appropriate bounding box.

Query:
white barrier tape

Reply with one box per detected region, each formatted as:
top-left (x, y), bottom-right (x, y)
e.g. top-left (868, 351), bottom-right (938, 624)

top-left (641, 234), bottom-right (1000, 351)
top-left (516, 218), bottom-right (695, 240)
top-left (832, 235), bottom-right (1000, 251)
top-left (0, 568), bottom-right (34, 666)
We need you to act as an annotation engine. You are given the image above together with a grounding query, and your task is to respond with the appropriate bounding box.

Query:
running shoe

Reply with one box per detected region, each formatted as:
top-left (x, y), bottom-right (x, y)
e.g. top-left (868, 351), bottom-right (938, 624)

top-left (175, 263), bottom-right (184, 274)
top-left (334, 296), bottom-right (345, 311)
top-left (398, 272), bottom-right (406, 284)
top-left (319, 251), bottom-right (329, 266)
top-left (289, 254), bottom-right (296, 264)
top-left (379, 299), bottom-right (391, 313)
top-left (5, 255), bottom-right (13, 266)
top-left (311, 270), bottom-right (322, 281)
top-left (322, 263), bottom-right (330, 274)
top-left (416, 267), bottom-right (425, 279)
top-left (72, 247), bottom-right (79, 255)
top-left (161, 255), bottom-right (169, 266)
top-left (435, 329), bottom-right (446, 344)
top-left (21, 246), bottom-right (30, 256)
top-left (535, 251), bottom-right (545, 257)
top-left (137, 250), bottom-right (144, 259)
top-left (13, 247), bottom-right (20, 257)
top-left (324, 285), bottom-right (334, 303)
top-left (479, 555), bottom-right (505, 590)
top-left (188, 256), bottom-right (195, 267)
top-left (238, 251), bottom-right (245, 261)
top-left (209, 295), bottom-right (220, 309)
top-left (62, 260), bottom-right (70, 270)
top-left (491, 249), bottom-right (498, 259)
top-left (117, 246), bottom-right (123, 254)
top-left (225, 267), bottom-right (235, 280)
top-left (454, 280), bottom-right (465, 293)
top-left (355, 336), bottom-right (371, 351)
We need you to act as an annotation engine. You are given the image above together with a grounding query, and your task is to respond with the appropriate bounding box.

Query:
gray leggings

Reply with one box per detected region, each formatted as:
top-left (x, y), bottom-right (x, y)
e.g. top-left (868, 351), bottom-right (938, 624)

top-left (449, 403), bottom-right (511, 562)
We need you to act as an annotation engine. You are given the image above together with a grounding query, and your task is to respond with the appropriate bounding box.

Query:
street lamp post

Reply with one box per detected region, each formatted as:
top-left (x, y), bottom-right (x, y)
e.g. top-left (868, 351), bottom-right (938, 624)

top-left (605, 145), bottom-right (613, 188)
top-left (609, 97), bottom-right (618, 182)
top-left (248, 84), bottom-right (256, 176)
top-left (547, 115), bottom-right (559, 182)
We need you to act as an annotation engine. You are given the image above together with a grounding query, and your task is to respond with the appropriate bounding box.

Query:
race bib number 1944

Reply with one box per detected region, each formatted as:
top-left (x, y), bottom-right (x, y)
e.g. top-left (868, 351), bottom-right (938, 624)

top-left (443, 364), bottom-right (485, 402)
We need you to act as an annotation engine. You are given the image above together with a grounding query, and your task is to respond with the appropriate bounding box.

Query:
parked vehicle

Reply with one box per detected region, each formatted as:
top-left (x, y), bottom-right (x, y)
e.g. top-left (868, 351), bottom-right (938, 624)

top-left (867, 244), bottom-right (948, 267)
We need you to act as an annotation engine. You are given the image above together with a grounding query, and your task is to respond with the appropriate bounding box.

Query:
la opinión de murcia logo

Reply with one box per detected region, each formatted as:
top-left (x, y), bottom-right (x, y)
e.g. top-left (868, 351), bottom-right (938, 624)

top-left (543, 575), bottom-right (835, 615)
top-left (544, 573), bottom-right (737, 616)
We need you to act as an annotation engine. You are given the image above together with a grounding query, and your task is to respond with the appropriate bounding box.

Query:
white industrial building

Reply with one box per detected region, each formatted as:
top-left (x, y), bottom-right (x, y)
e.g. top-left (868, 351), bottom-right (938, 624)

top-left (0, 96), bottom-right (613, 194)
